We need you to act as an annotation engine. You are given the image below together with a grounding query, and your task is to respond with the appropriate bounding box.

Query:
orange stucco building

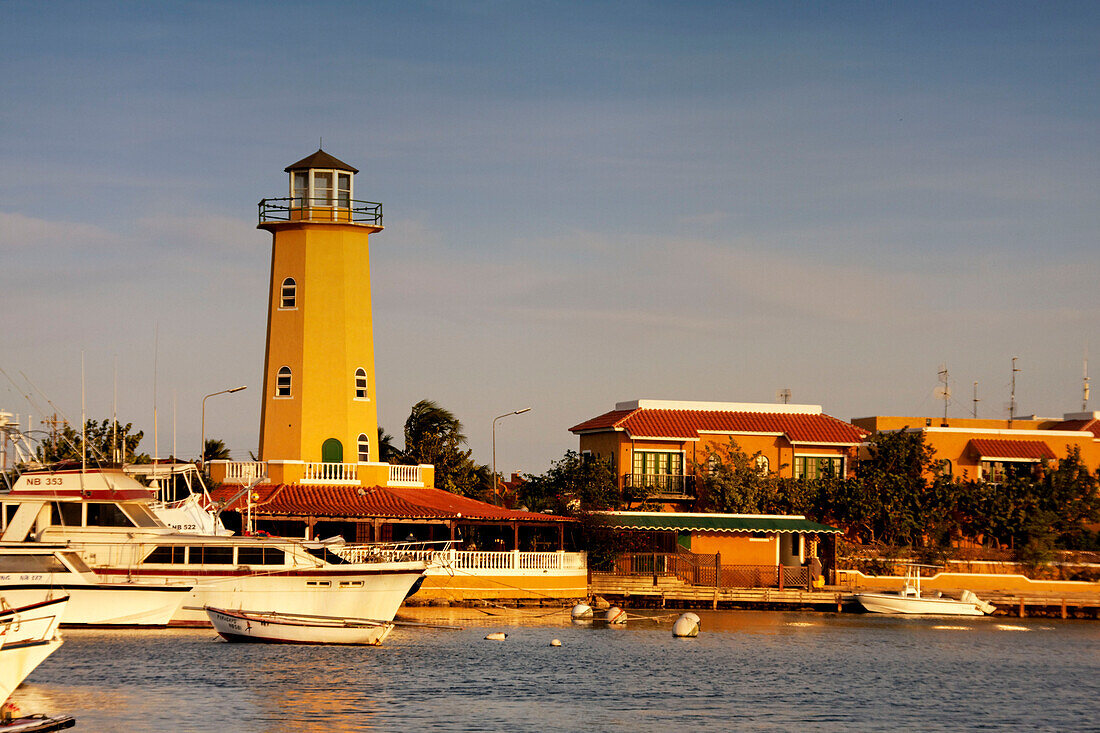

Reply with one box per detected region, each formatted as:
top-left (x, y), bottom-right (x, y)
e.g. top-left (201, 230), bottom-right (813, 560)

top-left (570, 399), bottom-right (868, 509)
top-left (852, 412), bottom-right (1100, 481)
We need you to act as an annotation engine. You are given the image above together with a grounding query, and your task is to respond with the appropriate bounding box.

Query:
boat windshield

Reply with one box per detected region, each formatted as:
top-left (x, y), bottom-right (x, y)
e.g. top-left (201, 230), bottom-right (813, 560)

top-left (0, 553), bottom-right (68, 574)
top-left (304, 546), bottom-right (348, 565)
top-left (61, 551), bottom-right (92, 573)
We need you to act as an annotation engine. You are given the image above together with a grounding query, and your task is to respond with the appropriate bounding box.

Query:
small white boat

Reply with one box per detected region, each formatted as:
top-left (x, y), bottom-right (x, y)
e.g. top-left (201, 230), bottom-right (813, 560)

top-left (205, 606), bottom-right (394, 645)
top-left (1, 596), bottom-right (68, 705)
top-left (854, 564), bottom-right (996, 616)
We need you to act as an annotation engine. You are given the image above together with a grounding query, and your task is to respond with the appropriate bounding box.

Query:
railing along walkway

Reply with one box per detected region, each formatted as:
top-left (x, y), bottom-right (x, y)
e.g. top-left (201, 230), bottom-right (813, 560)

top-left (606, 552), bottom-right (812, 590)
top-left (336, 546), bottom-right (587, 574)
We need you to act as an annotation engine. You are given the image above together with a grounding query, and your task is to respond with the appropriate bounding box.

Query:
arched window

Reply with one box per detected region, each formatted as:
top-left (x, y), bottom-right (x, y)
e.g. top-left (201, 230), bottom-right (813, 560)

top-left (755, 455), bottom-right (770, 476)
top-left (354, 368), bottom-right (368, 399)
top-left (357, 433), bottom-right (370, 462)
top-left (280, 278), bottom-right (297, 309)
top-left (276, 366), bottom-right (292, 397)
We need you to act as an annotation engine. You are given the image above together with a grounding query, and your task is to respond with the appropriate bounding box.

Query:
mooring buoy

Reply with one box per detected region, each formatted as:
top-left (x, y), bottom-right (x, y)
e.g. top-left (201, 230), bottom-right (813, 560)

top-left (484, 632), bottom-right (507, 641)
top-left (570, 603), bottom-right (594, 621)
top-left (672, 613), bottom-right (700, 638)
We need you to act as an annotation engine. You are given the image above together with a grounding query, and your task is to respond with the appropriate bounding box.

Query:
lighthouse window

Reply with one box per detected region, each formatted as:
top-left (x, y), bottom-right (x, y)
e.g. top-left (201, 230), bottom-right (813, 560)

top-left (337, 172), bottom-right (351, 207)
top-left (354, 368), bottom-right (368, 399)
top-left (280, 278), bottom-right (297, 309)
top-left (292, 171), bottom-right (308, 207)
top-left (314, 171), bottom-right (333, 205)
top-left (357, 433), bottom-right (370, 462)
top-left (276, 367), bottom-right (292, 397)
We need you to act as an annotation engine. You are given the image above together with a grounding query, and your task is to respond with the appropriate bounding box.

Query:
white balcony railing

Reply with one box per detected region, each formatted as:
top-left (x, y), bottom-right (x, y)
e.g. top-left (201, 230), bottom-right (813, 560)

top-left (301, 461), bottom-right (359, 484)
top-left (221, 461), bottom-right (267, 482)
top-left (387, 464), bottom-right (422, 486)
top-left (336, 547), bottom-right (587, 575)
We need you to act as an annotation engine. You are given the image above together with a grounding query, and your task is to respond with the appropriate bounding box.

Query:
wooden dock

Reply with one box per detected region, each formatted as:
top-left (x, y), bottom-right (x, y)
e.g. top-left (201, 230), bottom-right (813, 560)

top-left (589, 573), bottom-right (1100, 618)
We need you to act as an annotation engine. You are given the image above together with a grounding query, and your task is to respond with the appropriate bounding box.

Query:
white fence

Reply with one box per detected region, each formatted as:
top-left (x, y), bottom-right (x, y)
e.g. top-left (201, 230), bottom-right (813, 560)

top-left (220, 461), bottom-right (267, 482)
top-left (336, 546), bottom-right (587, 575)
top-left (387, 464), bottom-right (422, 485)
top-left (302, 462), bottom-right (359, 484)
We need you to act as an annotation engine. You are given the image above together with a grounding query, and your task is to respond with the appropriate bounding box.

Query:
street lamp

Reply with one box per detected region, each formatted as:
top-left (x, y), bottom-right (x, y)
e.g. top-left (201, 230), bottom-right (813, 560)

top-left (200, 386), bottom-right (247, 466)
top-left (492, 407), bottom-right (531, 497)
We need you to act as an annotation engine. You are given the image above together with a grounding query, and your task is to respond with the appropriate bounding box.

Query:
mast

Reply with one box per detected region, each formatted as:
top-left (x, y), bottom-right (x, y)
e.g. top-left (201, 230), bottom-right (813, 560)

top-left (1009, 357), bottom-right (1019, 425)
top-left (81, 351), bottom-right (87, 489)
top-left (1084, 347), bottom-right (1091, 412)
top-left (972, 381), bottom-right (980, 419)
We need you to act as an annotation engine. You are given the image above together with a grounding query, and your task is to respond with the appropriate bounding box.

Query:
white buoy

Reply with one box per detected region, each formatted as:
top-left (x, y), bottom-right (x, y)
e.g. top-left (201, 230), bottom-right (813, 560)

top-left (484, 632), bottom-right (507, 641)
top-left (672, 613), bottom-right (700, 638)
top-left (570, 603), bottom-right (593, 621)
top-left (550, 638), bottom-right (562, 647)
top-left (605, 606), bottom-right (627, 624)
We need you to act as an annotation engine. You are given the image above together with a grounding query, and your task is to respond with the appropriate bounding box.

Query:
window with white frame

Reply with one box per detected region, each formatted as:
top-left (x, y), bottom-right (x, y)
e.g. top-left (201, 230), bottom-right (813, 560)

top-left (275, 367), bottom-right (292, 397)
top-left (357, 433), bottom-right (370, 462)
top-left (280, 278), bottom-right (297, 309)
top-left (354, 368), bottom-right (368, 399)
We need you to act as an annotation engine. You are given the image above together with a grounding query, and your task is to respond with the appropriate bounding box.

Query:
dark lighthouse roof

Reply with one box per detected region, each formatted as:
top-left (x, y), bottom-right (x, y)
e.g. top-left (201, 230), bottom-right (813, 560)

top-left (284, 149), bottom-right (359, 174)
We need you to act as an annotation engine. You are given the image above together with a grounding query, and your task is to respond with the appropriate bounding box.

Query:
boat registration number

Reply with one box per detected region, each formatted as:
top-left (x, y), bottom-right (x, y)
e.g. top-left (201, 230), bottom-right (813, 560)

top-left (23, 477), bottom-right (63, 486)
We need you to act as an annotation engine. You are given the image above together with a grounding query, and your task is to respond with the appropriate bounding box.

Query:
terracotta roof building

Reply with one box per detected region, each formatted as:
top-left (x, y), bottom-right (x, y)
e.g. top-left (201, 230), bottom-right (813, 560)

top-left (569, 399), bottom-right (867, 509)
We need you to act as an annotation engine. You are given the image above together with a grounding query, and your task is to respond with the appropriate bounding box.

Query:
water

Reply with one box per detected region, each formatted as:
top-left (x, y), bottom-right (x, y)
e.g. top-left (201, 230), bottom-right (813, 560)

top-left (11, 609), bottom-right (1099, 732)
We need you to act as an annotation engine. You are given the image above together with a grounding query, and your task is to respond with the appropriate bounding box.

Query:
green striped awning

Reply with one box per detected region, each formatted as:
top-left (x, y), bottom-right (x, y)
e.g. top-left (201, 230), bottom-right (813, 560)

top-left (598, 512), bottom-right (841, 534)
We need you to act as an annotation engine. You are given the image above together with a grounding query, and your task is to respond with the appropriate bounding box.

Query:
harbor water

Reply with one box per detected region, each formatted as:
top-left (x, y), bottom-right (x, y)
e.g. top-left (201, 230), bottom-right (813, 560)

top-left (11, 609), bottom-right (1099, 732)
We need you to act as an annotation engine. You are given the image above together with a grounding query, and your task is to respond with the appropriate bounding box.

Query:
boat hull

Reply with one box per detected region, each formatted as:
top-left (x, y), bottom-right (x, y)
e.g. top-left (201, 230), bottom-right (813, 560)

top-left (206, 607), bottom-right (394, 645)
top-left (0, 638), bottom-right (63, 705)
top-left (854, 592), bottom-right (988, 616)
top-left (96, 563), bottom-right (426, 626)
top-left (0, 585), bottom-right (189, 626)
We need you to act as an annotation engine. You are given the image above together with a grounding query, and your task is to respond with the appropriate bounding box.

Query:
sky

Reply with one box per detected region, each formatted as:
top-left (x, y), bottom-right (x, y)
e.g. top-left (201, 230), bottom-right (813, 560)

top-left (1, 1), bottom-right (1098, 476)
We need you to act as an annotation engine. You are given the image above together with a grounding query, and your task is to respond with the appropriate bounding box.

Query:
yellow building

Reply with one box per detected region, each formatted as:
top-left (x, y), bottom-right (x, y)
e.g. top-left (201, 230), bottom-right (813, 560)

top-left (852, 412), bottom-right (1100, 481)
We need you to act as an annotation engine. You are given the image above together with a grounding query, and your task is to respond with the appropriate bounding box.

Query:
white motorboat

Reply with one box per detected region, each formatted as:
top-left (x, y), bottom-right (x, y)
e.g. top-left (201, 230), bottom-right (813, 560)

top-left (0, 465), bottom-right (427, 627)
top-left (205, 606), bottom-right (394, 645)
top-left (854, 564), bottom-right (996, 616)
top-left (0, 545), bottom-right (191, 626)
top-left (0, 596), bottom-right (67, 705)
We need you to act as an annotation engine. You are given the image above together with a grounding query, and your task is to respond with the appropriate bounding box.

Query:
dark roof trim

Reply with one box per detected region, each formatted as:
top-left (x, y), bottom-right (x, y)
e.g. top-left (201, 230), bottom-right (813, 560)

top-left (285, 149), bottom-right (359, 173)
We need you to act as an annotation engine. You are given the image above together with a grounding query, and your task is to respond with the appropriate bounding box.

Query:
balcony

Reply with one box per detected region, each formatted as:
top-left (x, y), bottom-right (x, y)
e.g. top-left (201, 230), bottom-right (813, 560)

top-left (258, 197), bottom-right (382, 226)
top-left (209, 460), bottom-right (432, 488)
top-left (623, 473), bottom-right (695, 498)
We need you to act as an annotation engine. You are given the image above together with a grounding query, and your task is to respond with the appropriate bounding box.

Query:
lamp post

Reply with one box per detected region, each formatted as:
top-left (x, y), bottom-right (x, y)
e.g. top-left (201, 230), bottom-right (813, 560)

top-left (200, 386), bottom-right (247, 466)
top-left (492, 408), bottom-right (531, 498)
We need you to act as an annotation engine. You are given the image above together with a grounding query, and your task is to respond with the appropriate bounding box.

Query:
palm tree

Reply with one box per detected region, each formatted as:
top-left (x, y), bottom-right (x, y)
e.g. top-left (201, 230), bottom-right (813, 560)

top-left (402, 400), bottom-right (465, 466)
top-left (377, 426), bottom-right (401, 464)
top-left (203, 438), bottom-right (231, 463)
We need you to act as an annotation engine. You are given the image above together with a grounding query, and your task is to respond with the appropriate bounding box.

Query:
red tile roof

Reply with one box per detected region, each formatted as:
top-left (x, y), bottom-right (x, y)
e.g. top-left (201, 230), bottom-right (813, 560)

top-left (210, 483), bottom-right (570, 522)
top-left (968, 439), bottom-right (1056, 461)
top-left (1048, 418), bottom-right (1100, 439)
top-left (570, 408), bottom-right (867, 445)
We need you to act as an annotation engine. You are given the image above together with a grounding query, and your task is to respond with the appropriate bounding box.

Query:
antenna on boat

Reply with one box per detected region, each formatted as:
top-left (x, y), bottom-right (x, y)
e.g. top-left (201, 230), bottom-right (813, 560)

top-left (112, 355), bottom-right (118, 463)
top-left (81, 351), bottom-right (87, 487)
top-left (153, 323), bottom-right (160, 463)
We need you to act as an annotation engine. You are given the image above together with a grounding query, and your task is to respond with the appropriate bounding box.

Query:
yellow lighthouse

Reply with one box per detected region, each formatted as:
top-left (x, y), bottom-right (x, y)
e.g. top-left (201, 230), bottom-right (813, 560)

top-left (256, 149), bottom-right (382, 469)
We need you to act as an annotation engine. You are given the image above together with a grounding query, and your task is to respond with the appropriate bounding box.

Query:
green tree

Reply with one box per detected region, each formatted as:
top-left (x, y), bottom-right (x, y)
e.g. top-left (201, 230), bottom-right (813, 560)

top-left (36, 419), bottom-right (147, 465)
top-left (399, 400), bottom-right (491, 499)
top-left (520, 450), bottom-right (618, 514)
top-left (692, 438), bottom-right (778, 514)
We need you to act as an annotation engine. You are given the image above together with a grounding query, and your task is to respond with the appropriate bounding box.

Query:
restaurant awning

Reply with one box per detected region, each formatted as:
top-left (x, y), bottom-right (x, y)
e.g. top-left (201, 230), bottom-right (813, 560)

top-left (596, 511), bottom-right (841, 534)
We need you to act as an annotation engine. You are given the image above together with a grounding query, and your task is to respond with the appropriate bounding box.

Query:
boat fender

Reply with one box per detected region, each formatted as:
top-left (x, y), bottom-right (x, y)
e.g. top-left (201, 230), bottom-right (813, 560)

top-left (570, 603), bottom-right (593, 621)
top-left (550, 639), bottom-right (562, 647)
top-left (605, 607), bottom-right (627, 624)
top-left (484, 632), bottom-right (507, 641)
top-left (672, 613), bottom-right (700, 638)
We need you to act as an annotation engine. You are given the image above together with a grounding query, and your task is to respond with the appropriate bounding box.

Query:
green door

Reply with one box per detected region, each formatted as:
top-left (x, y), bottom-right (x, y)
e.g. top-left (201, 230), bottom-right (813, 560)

top-left (321, 438), bottom-right (343, 463)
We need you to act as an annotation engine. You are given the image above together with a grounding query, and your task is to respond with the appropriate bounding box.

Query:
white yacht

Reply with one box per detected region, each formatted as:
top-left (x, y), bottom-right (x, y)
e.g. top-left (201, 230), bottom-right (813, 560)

top-left (0, 545), bottom-right (190, 625)
top-left (1, 465), bottom-right (427, 627)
